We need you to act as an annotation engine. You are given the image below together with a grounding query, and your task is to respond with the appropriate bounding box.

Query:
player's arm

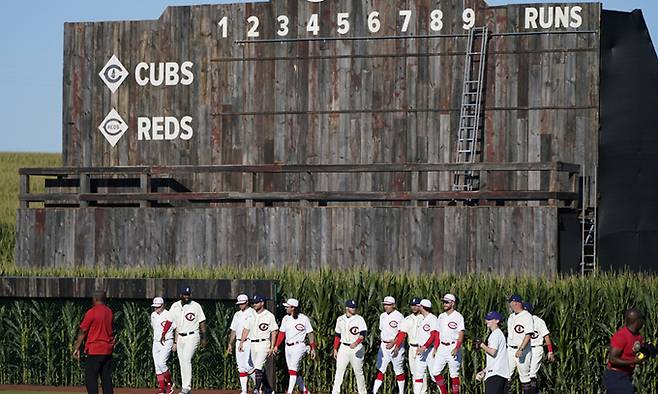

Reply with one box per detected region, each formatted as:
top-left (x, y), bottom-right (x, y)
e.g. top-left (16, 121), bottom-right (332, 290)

top-left (609, 346), bottom-right (643, 366)
top-left (268, 328), bottom-right (278, 354)
top-left (308, 332), bottom-right (317, 359)
top-left (199, 320), bottom-right (208, 348)
top-left (72, 327), bottom-right (88, 360)
top-left (227, 330), bottom-right (236, 354)
top-left (239, 326), bottom-right (250, 352)
top-left (452, 330), bottom-right (465, 356)
top-left (544, 334), bottom-right (555, 362)
top-left (161, 319), bottom-right (173, 345)
top-left (479, 342), bottom-right (498, 357)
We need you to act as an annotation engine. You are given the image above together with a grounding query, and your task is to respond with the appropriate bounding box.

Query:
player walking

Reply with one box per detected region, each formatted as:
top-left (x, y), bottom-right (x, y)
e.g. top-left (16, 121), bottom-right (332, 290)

top-left (151, 297), bottom-right (176, 394)
top-left (227, 294), bottom-right (257, 394)
top-left (170, 286), bottom-right (208, 394)
top-left (431, 293), bottom-right (465, 394)
top-left (412, 299), bottom-right (442, 394)
top-left (506, 295), bottom-right (534, 394)
top-left (394, 298), bottom-right (427, 394)
top-left (273, 298), bottom-right (317, 394)
top-left (522, 302), bottom-right (554, 393)
top-left (239, 295), bottom-right (278, 394)
top-left (372, 296), bottom-right (406, 394)
top-left (331, 299), bottom-right (368, 394)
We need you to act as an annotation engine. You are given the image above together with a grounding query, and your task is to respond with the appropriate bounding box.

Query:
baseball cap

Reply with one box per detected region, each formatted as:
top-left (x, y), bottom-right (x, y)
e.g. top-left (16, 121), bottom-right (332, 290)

top-left (522, 301), bottom-right (534, 313)
top-left (382, 296), bottom-right (396, 305)
top-left (236, 294), bottom-right (249, 305)
top-left (420, 299), bottom-right (432, 309)
top-left (252, 295), bottom-right (266, 303)
top-left (345, 299), bottom-right (357, 308)
top-left (442, 293), bottom-right (456, 303)
top-left (410, 297), bottom-right (422, 306)
top-left (283, 298), bottom-right (299, 308)
top-left (179, 285), bottom-right (191, 295)
top-left (508, 294), bottom-right (523, 303)
top-left (485, 311), bottom-right (503, 321)
top-left (151, 297), bottom-right (164, 307)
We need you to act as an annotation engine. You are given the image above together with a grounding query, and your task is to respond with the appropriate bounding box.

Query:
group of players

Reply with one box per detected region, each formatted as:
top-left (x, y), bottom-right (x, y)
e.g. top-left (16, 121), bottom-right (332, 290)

top-left (151, 286), bottom-right (554, 394)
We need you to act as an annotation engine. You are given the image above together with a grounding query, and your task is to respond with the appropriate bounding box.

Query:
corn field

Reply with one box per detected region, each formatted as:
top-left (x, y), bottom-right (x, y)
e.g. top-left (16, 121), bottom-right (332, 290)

top-left (1, 270), bottom-right (658, 393)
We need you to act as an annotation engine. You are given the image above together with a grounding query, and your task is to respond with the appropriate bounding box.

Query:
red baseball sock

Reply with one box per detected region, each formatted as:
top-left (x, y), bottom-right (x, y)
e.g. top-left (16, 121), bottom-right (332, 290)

top-left (450, 377), bottom-right (460, 394)
top-left (434, 375), bottom-right (448, 394)
top-left (156, 373), bottom-right (166, 393)
top-left (163, 370), bottom-right (172, 384)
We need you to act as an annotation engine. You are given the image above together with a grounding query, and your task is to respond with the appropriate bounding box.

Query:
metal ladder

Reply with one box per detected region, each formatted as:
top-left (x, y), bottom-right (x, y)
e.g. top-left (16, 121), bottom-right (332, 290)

top-left (580, 167), bottom-right (598, 274)
top-left (453, 26), bottom-right (489, 191)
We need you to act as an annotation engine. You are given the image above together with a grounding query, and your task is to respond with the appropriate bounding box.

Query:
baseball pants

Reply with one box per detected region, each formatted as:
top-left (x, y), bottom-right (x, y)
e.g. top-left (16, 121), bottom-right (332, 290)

top-left (85, 354), bottom-right (113, 394)
top-left (286, 343), bottom-right (309, 394)
top-left (250, 340), bottom-right (271, 370)
top-left (235, 340), bottom-right (254, 373)
top-left (153, 340), bottom-right (174, 374)
top-left (430, 344), bottom-right (461, 378)
top-left (375, 343), bottom-right (405, 375)
top-left (408, 345), bottom-right (427, 394)
top-left (507, 346), bottom-right (532, 384)
top-left (332, 344), bottom-right (367, 394)
top-left (412, 347), bottom-right (436, 394)
top-left (529, 347), bottom-right (544, 379)
top-left (177, 333), bottom-right (200, 391)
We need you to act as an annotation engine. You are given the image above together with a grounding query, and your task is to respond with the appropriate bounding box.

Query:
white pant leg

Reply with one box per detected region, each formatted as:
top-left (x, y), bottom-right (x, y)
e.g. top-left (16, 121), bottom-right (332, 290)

top-left (177, 333), bottom-right (200, 391)
top-left (391, 346), bottom-right (406, 375)
top-left (153, 340), bottom-right (174, 374)
top-left (408, 346), bottom-right (427, 394)
top-left (376, 344), bottom-right (392, 373)
top-left (507, 347), bottom-right (517, 379)
top-left (430, 345), bottom-right (450, 376)
top-left (350, 345), bottom-right (367, 394)
top-left (512, 347), bottom-right (532, 384)
top-left (236, 340), bottom-right (254, 373)
top-left (285, 343), bottom-right (307, 372)
top-left (447, 347), bottom-right (462, 378)
top-left (529, 347), bottom-right (544, 379)
top-left (331, 345), bottom-right (351, 394)
top-left (251, 341), bottom-right (270, 370)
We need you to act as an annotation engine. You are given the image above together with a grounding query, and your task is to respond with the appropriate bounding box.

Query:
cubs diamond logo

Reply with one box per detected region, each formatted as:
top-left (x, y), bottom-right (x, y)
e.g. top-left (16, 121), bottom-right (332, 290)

top-left (99, 55), bottom-right (128, 93)
top-left (98, 109), bottom-right (128, 147)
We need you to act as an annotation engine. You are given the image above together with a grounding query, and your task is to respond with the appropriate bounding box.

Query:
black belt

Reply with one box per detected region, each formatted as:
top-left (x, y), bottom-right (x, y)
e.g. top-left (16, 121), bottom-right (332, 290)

top-left (250, 339), bottom-right (270, 343)
top-left (286, 341), bottom-right (304, 346)
top-left (342, 342), bottom-right (359, 346)
top-left (409, 343), bottom-right (418, 347)
top-left (178, 331), bottom-right (196, 337)
top-left (441, 341), bottom-right (456, 346)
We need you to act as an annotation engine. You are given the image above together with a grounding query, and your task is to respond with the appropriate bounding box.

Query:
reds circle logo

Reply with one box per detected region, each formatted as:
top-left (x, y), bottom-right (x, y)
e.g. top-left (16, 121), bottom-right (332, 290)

top-left (423, 324), bottom-right (431, 332)
top-left (185, 313), bottom-right (195, 321)
top-left (389, 321), bottom-right (399, 328)
top-left (448, 322), bottom-right (458, 330)
top-left (295, 323), bottom-right (305, 332)
top-left (259, 323), bottom-right (270, 331)
top-left (514, 324), bottom-right (525, 334)
top-left (349, 326), bottom-right (360, 335)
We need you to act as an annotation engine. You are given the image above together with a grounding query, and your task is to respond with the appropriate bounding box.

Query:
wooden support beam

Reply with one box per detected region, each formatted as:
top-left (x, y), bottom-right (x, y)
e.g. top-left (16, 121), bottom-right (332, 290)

top-left (19, 174), bottom-right (29, 208)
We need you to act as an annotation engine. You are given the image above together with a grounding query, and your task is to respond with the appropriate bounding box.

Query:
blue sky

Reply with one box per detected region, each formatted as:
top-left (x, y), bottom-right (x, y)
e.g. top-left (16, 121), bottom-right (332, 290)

top-left (0, 0), bottom-right (656, 153)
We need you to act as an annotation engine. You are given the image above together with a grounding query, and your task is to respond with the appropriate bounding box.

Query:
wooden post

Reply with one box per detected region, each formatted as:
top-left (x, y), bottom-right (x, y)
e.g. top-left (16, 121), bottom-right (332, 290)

top-left (409, 171), bottom-right (419, 207)
top-left (79, 173), bottom-right (90, 208)
top-left (19, 174), bottom-right (29, 208)
top-left (548, 165), bottom-right (558, 207)
top-left (245, 172), bottom-right (254, 207)
top-left (140, 173), bottom-right (151, 208)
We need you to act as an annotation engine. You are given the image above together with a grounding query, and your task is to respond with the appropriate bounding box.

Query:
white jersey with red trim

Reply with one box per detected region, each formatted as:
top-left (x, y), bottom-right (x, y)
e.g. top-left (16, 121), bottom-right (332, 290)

top-left (229, 307), bottom-right (256, 336)
top-left (151, 309), bottom-right (176, 342)
top-left (378, 310), bottom-right (404, 342)
top-left (437, 311), bottom-right (465, 343)
top-left (416, 313), bottom-right (438, 346)
top-left (280, 313), bottom-right (313, 344)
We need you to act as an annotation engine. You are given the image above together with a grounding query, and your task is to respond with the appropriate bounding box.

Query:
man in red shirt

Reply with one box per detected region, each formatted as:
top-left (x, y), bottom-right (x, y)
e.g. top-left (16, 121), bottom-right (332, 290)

top-left (603, 308), bottom-right (645, 394)
top-left (73, 291), bottom-right (115, 394)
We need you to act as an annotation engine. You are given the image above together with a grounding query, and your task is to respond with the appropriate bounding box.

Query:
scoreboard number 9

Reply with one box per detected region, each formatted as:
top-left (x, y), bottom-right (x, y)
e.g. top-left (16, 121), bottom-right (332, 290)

top-left (216, 8), bottom-right (477, 38)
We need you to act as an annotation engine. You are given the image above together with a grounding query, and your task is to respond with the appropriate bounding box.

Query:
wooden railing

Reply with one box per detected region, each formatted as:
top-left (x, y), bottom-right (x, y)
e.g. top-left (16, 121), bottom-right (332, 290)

top-left (19, 162), bottom-right (580, 208)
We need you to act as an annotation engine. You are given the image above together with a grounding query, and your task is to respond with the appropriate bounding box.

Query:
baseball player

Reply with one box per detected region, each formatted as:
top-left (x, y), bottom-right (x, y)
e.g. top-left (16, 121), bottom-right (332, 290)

top-left (273, 298), bottom-right (317, 394)
top-left (239, 295), bottom-right (278, 394)
top-left (331, 299), bottom-right (368, 394)
top-left (372, 296), bottom-right (405, 394)
top-left (227, 294), bottom-right (257, 394)
top-left (411, 299), bottom-right (441, 394)
top-left (431, 293), bottom-right (465, 394)
top-left (506, 295), bottom-right (534, 394)
top-left (394, 298), bottom-right (427, 394)
top-left (151, 297), bottom-right (176, 394)
top-left (523, 302), bottom-right (554, 393)
top-left (170, 286), bottom-right (207, 394)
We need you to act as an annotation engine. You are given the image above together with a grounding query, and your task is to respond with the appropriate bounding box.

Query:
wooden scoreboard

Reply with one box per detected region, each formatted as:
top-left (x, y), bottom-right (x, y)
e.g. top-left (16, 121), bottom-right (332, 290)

top-left (17, 0), bottom-right (603, 275)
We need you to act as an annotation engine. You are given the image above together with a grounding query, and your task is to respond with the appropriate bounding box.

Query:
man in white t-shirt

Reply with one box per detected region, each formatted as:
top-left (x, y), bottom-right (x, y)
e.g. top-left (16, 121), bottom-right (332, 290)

top-left (372, 296), bottom-right (406, 394)
top-left (476, 311), bottom-right (510, 394)
top-left (523, 302), bottom-right (555, 393)
top-left (227, 294), bottom-right (257, 394)
top-left (150, 297), bottom-right (176, 394)
top-left (431, 293), bottom-right (465, 394)
top-left (506, 295), bottom-right (534, 394)
top-left (239, 295), bottom-right (278, 394)
top-left (273, 298), bottom-right (316, 394)
top-left (331, 299), bottom-right (368, 394)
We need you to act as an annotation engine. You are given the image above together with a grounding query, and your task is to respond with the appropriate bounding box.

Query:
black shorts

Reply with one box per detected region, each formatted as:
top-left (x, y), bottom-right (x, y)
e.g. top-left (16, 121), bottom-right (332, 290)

top-left (484, 375), bottom-right (507, 394)
top-left (603, 369), bottom-right (635, 394)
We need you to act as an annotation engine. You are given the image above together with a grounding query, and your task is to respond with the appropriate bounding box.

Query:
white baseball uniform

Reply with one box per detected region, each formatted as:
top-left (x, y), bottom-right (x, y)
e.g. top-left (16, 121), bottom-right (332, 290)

top-left (529, 314), bottom-right (550, 378)
top-left (246, 309), bottom-right (278, 370)
top-left (401, 313), bottom-right (427, 394)
top-left (507, 310), bottom-right (534, 384)
top-left (151, 309), bottom-right (176, 374)
top-left (280, 313), bottom-right (313, 371)
top-left (331, 314), bottom-right (368, 394)
top-left (170, 300), bottom-right (206, 391)
top-left (431, 311), bottom-right (465, 378)
top-left (376, 310), bottom-right (406, 375)
top-left (230, 307), bottom-right (256, 374)
top-left (412, 313), bottom-right (438, 394)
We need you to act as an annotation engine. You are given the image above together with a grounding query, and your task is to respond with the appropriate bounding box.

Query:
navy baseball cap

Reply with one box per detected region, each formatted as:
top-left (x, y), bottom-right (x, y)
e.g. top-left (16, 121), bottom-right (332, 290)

top-left (485, 311), bottom-right (503, 321)
top-left (179, 285), bottom-right (191, 295)
top-left (522, 301), bottom-right (534, 313)
top-left (252, 295), bottom-right (266, 303)
top-left (345, 299), bottom-right (357, 308)
top-left (508, 294), bottom-right (523, 303)
top-left (410, 297), bottom-right (422, 306)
